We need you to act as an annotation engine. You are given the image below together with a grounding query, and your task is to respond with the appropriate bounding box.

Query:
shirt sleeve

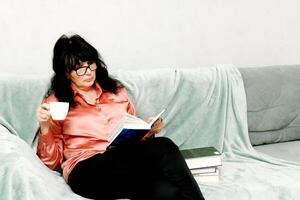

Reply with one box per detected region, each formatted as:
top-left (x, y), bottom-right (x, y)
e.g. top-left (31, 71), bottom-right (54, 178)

top-left (37, 99), bottom-right (64, 170)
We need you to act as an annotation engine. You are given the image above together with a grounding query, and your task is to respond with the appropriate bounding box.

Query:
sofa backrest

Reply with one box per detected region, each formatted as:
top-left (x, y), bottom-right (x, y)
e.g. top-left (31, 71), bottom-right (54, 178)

top-left (239, 65), bottom-right (300, 145)
top-left (0, 67), bottom-right (242, 151)
top-left (1, 66), bottom-right (299, 148)
top-left (0, 74), bottom-right (49, 145)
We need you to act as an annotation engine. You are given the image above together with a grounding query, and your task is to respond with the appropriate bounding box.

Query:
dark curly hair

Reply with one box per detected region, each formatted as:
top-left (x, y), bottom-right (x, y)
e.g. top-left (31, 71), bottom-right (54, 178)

top-left (47, 34), bottom-right (121, 107)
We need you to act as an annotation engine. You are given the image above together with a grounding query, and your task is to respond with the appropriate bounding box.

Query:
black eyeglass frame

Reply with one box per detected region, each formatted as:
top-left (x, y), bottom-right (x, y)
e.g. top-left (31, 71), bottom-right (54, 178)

top-left (74, 62), bottom-right (97, 76)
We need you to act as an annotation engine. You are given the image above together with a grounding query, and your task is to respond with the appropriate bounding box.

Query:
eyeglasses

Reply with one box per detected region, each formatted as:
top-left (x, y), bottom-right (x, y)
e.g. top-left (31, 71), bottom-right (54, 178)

top-left (74, 62), bottom-right (97, 76)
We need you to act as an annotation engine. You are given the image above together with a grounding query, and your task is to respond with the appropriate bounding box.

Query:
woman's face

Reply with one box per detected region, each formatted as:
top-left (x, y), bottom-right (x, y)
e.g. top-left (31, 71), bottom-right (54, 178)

top-left (68, 61), bottom-right (97, 90)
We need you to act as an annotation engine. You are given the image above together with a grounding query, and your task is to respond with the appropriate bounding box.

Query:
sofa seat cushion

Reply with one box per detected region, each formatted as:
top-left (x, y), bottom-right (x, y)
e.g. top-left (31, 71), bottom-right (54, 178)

top-left (254, 140), bottom-right (300, 163)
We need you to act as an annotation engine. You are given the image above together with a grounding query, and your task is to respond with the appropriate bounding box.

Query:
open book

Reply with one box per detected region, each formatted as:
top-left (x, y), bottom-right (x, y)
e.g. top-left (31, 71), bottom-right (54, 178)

top-left (108, 109), bottom-right (166, 148)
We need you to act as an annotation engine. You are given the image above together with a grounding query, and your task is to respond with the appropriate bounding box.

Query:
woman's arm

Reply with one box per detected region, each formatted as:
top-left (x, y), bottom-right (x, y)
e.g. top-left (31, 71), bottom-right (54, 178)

top-left (36, 102), bottom-right (63, 170)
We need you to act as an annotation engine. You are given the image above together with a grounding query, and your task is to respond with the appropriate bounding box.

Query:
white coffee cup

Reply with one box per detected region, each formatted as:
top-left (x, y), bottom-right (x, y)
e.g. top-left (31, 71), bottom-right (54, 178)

top-left (49, 102), bottom-right (69, 120)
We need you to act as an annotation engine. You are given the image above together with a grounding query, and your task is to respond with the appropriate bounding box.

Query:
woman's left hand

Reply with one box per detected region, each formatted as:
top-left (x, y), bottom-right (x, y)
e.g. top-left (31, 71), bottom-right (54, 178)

top-left (150, 117), bottom-right (164, 134)
top-left (141, 118), bottom-right (164, 141)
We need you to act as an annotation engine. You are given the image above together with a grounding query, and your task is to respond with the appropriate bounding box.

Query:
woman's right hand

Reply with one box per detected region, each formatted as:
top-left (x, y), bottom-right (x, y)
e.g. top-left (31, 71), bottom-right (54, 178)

top-left (36, 103), bottom-right (51, 134)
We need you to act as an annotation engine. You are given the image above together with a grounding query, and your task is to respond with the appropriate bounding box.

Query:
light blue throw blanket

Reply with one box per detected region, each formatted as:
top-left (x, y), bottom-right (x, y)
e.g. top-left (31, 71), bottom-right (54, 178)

top-left (0, 66), bottom-right (300, 199)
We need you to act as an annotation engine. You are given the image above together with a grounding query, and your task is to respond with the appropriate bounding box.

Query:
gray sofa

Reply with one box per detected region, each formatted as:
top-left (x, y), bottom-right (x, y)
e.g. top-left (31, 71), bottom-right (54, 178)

top-left (0, 65), bottom-right (300, 200)
top-left (239, 66), bottom-right (300, 163)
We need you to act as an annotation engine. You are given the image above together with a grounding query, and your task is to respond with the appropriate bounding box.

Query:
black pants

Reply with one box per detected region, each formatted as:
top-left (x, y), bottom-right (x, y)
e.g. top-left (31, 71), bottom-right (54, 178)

top-left (68, 137), bottom-right (205, 200)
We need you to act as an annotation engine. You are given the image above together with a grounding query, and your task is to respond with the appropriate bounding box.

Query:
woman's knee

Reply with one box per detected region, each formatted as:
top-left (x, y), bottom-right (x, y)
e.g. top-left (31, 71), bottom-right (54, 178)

top-left (150, 137), bottom-right (179, 152)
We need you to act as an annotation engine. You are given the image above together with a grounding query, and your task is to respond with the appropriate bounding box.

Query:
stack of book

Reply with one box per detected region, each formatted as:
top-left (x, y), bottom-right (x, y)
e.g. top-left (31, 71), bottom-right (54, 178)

top-left (180, 146), bottom-right (222, 183)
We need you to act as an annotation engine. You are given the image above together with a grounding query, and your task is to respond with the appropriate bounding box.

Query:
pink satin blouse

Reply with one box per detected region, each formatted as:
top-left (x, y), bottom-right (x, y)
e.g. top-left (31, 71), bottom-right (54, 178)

top-left (37, 83), bottom-right (136, 181)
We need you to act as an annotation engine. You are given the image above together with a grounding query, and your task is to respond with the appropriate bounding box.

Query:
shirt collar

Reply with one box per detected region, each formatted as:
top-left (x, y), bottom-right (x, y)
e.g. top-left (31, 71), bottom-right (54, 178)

top-left (71, 82), bottom-right (102, 101)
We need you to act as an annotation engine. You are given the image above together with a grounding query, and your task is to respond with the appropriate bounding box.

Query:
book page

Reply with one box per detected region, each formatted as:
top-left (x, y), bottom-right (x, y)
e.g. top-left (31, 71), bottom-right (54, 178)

top-left (110, 109), bottom-right (166, 139)
top-left (108, 109), bottom-right (166, 146)
top-left (123, 113), bottom-right (149, 127)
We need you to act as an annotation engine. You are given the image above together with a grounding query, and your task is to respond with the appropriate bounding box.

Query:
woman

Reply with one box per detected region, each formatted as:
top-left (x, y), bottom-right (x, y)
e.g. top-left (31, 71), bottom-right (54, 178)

top-left (36, 34), bottom-right (205, 200)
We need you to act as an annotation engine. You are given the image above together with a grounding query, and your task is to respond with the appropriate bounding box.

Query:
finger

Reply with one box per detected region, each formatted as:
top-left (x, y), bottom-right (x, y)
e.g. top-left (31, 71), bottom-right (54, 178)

top-left (37, 110), bottom-right (51, 121)
top-left (153, 120), bottom-right (163, 128)
top-left (37, 103), bottom-right (50, 114)
top-left (151, 126), bottom-right (161, 133)
top-left (152, 120), bottom-right (160, 127)
top-left (152, 123), bottom-right (164, 133)
top-left (40, 103), bottom-right (50, 111)
top-left (39, 109), bottom-right (50, 116)
top-left (38, 114), bottom-right (51, 121)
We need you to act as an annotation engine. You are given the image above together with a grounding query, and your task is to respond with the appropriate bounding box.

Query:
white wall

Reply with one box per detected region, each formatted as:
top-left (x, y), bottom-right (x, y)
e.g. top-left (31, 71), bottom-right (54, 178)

top-left (1, 0), bottom-right (300, 75)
